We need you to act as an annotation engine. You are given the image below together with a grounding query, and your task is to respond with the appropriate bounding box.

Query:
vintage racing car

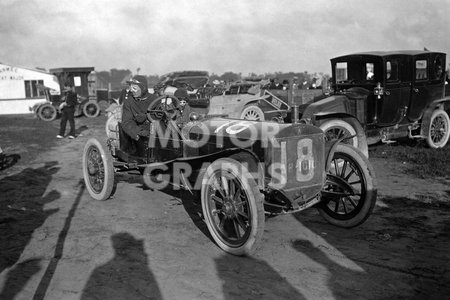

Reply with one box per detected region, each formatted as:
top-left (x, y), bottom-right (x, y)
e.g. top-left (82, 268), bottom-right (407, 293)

top-left (83, 94), bottom-right (377, 256)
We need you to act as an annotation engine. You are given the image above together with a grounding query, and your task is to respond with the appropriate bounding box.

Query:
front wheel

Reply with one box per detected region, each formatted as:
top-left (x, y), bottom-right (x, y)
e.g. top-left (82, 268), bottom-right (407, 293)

top-left (38, 103), bottom-right (57, 121)
top-left (82, 138), bottom-right (115, 201)
top-left (201, 158), bottom-right (264, 256)
top-left (320, 119), bottom-right (368, 158)
top-left (426, 109), bottom-right (450, 148)
top-left (317, 144), bottom-right (377, 228)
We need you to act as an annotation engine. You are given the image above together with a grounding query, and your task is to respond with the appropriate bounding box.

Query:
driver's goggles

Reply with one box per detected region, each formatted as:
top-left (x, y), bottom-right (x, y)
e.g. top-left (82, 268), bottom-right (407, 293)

top-left (130, 84), bottom-right (140, 92)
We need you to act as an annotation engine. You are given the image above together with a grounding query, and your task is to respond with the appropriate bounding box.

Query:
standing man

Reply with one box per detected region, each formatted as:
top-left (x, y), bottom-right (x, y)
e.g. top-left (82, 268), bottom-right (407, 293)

top-left (121, 75), bottom-right (158, 141)
top-left (57, 84), bottom-right (77, 139)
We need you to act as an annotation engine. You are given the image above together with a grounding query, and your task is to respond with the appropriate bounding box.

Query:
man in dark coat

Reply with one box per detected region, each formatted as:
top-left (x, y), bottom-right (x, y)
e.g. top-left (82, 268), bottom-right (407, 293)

top-left (121, 75), bottom-right (158, 141)
top-left (57, 85), bottom-right (78, 139)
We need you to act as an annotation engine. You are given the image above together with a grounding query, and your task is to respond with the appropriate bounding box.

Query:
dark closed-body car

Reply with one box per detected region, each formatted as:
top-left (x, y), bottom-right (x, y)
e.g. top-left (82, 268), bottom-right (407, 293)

top-left (295, 50), bottom-right (450, 156)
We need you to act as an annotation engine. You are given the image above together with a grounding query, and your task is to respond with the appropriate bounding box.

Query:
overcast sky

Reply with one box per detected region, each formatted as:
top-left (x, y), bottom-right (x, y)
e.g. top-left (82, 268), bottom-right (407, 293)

top-left (1, 0), bottom-right (449, 76)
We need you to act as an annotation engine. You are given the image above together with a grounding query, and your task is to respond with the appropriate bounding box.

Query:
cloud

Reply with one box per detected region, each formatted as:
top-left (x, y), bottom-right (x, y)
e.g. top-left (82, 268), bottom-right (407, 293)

top-left (0, 0), bottom-right (449, 75)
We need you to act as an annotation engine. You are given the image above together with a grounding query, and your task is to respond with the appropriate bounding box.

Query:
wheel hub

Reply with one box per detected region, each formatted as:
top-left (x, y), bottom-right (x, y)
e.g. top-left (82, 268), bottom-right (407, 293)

top-left (88, 161), bottom-right (99, 175)
top-left (223, 199), bottom-right (236, 217)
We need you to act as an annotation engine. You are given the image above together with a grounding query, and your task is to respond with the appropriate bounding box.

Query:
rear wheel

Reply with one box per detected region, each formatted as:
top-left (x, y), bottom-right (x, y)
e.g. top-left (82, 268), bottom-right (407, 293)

top-left (240, 105), bottom-right (265, 121)
top-left (83, 101), bottom-right (100, 118)
top-left (426, 109), bottom-right (450, 148)
top-left (317, 144), bottom-right (377, 228)
top-left (201, 158), bottom-right (264, 256)
top-left (38, 104), bottom-right (57, 121)
top-left (82, 138), bottom-right (115, 201)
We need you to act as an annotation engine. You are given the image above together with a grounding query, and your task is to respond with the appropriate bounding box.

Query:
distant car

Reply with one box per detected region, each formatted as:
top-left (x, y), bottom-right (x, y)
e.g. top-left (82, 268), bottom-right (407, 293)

top-left (207, 81), bottom-right (290, 122)
top-left (83, 94), bottom-right (377, 256)
top-left (30, 84), bottom-right (100, 121)
top-left (292, 50), bottom-right (450, 155)
top-left (154, 70), bottom-right (210, 96)
top-left (154, 72), bottom-right (290, 123)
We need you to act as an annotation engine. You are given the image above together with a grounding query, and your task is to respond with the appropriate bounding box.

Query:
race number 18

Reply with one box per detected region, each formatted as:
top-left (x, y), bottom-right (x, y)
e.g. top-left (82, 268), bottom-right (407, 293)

top-left (296, 139), bottom-right (314, 182)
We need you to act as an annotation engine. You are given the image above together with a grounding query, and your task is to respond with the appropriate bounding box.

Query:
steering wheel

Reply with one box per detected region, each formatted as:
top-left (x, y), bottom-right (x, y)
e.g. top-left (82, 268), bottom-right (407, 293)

top-left (147, 95), bottom-right (180, 122)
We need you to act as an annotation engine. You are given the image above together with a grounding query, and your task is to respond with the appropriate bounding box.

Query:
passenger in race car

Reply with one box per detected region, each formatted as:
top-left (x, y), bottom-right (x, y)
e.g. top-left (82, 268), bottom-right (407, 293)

top-left (173, 88), bottom-right (192, 128)
top-left (121, 75), bottom-right (158, 141)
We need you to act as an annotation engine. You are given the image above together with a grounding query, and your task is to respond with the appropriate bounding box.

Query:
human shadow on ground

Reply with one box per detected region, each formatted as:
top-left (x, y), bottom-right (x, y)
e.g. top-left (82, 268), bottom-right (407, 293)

top-left (291, 239), bottom-right (368, 299)
top-left (0, 162), bottom-right (60, 298)
top-left (215, 254), bottom-right (306, 299)
top-left (81, 232), bottom-right (163, 300)
top-left (292, 194), bottom-right (450, 299)
top-left (0, 258), bottom-right (41, 300)
top-left (76, 125), bottom-right (89, 136)
top-left (0, 153), bottom-right (21, 171)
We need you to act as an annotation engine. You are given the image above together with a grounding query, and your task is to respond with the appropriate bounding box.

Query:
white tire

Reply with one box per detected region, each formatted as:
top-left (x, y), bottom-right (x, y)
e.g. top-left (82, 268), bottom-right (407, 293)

top-left (426, 109), bottom-right (450, 148)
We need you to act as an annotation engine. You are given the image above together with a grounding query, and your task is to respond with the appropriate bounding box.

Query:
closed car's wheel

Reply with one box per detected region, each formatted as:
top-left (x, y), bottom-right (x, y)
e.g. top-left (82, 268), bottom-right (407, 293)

top-left (240, 105), bottom-right (265, 121)
top-left (320, 119), bottom-right (369, 157)
top-left (38, 104), bottom-right (57, 121)
top-left (82, 138), bottom-right (115, 201)
top-left (201, 158), bottom-right (264, 256)
top-left (83, 101), bottom-right (100, 118)
top-left (317, 144), bottom-right (377, 228)
top-left (426, 109), bottom-right (450, 148)
top-left (320, 119), bottom-right (358, 147)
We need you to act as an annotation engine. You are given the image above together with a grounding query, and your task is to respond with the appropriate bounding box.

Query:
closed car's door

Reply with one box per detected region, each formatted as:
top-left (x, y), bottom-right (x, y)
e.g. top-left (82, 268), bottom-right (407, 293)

top-left (408, 53), bottom-right (446, 122)
top-left (377, 58), bottom-right (411, 126)
top-left (408, 56), bottom-right (431, 121)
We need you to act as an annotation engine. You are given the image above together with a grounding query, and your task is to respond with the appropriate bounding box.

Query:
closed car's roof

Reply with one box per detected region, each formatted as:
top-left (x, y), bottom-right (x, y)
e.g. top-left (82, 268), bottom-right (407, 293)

top-left (332, 50), bottom-right (445, 61)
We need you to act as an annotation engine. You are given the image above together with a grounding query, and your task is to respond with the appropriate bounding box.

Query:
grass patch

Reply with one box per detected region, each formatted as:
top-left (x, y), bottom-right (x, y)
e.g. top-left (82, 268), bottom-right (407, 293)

top-left (370, 139), bottom-right (450, 179)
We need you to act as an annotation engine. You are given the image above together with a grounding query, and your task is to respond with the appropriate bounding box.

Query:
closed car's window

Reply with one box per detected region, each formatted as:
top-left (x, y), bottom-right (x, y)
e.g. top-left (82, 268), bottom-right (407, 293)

top-left (366, 63), bottom-right (374, 80)
top-left (335, 62), bottom-right (348, 82)
top-left (415, 60), bottom-right (427, 80)
top-left (386, 61), bottom-right (399, 81)
top-left (335, 61), bottom-right (376, 83)
top-left (433, 57), bottom-right (443, 80)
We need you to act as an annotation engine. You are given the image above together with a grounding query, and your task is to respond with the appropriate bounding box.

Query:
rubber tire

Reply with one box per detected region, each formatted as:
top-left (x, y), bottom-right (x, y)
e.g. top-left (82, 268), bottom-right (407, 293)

top-left (240, 105), bottom-right (265, 121)
top-left (83, 101), bottom-right (100, 118)
top-left (201, 158), bottom-right (264, 256)
top-left (320, 118), bottom-right (370, 158)
top-left (38, 103), bottom-right (57, 121)
top-left (82, 138), bottom-right (115, 201)
top-left (426, 109), bottom-right (450, 149)
top-left (320, 119), bottom-right (358, 148)
top-left (317, 144), bottom-right (377, 228)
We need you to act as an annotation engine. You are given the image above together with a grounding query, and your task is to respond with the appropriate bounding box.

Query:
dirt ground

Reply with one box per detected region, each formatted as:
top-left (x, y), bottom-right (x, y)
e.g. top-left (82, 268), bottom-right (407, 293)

top-left (0, 112), bottom-right (449, 300)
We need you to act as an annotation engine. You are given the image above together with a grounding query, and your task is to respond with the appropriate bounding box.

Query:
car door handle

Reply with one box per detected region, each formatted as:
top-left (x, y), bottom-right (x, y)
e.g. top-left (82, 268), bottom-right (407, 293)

top-left (237, 99), bottom-right (241, 101)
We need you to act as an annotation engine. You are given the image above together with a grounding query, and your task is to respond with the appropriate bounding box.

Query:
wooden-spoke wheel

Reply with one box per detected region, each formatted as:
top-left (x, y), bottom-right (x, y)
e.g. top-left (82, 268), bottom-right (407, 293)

top-left (427, 109), bottom-right (450, 148)
top-left (82, 138), bottom-right (115, 201)
top-left (318, 144), bottom-right (377, 228)
top-left (201, 158), bottom-right (264, 255)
